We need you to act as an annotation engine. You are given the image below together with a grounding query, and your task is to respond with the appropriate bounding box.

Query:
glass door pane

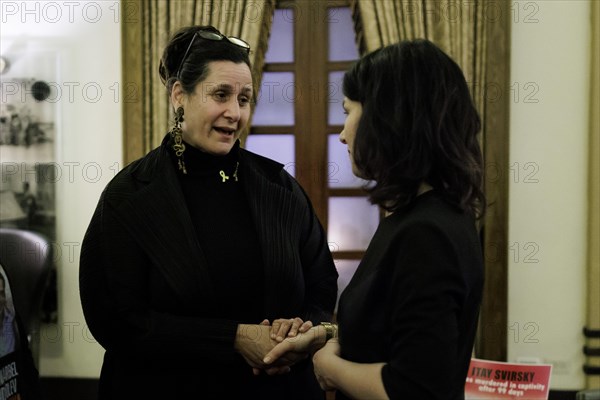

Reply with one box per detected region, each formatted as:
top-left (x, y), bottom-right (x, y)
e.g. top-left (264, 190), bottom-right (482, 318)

top-left (328, 71), bottom-right (345, 126)
top-left (252, 72), bottom-right (295, 126)
top-left (328, 7), bottom-right (359, 61)
top-left (244, 134), bottom-right (295, 176)
top-left (327, 197), bottom-right (379, 250)
top-left (328, 134), bottom-right (369, 188)
top-left (265, 9), bottom-right (295, 63)
top-left (334, 259), bottom-right (360, 311)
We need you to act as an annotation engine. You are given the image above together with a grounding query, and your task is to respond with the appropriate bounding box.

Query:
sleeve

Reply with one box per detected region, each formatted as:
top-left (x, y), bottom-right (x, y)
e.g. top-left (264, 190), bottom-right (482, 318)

top-left (289, 174), bottom-right (338, 324)
top-left (380, 222), bottom-right (468, 399)
top-left (79, 191), bottom-right (239, 366)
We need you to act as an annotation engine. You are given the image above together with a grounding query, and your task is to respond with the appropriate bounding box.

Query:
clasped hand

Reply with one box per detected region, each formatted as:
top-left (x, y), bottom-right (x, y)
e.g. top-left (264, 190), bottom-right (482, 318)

top-left (262, 325), bottom-right (340, 391)
top-left (236, 318), bottom-right (312, 375)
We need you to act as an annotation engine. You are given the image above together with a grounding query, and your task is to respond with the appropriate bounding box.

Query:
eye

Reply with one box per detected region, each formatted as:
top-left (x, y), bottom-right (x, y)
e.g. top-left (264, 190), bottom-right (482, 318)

top-left (238, 95), bottom-right (251, 106)
top-left (213, 91), bottom-right (228, 101)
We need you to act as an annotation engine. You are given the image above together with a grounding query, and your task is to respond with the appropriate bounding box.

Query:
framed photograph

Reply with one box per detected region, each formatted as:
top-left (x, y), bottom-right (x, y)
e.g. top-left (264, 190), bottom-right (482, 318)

top-left (0, 46), bottom-right (59, 323)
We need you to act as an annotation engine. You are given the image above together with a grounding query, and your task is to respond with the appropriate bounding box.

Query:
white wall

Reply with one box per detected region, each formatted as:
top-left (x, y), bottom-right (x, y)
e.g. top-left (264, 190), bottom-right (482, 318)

top-left (1, 0), bottom-right (122, 377)
top-left (509, 0), bottom-right (590, 390)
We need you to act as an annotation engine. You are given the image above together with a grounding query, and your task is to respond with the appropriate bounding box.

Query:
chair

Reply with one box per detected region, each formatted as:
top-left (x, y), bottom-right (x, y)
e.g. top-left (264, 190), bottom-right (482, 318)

top-left (0, 228), bottom-right (52, 367)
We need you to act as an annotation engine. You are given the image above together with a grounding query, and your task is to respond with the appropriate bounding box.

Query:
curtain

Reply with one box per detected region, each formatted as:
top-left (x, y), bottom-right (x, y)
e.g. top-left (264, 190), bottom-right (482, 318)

top-left (122, 0), bottom-right (275, 164)
top-left (350, 0), bottom-right (487, 115)
top-left (350, 0), bottom-right (511, 361)
top-left (586, 0), bottom-right (600, 390)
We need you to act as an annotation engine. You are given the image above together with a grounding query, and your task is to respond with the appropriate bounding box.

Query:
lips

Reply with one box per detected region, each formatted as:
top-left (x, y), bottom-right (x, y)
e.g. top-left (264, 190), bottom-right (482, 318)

top-left (214, 126), bottom-right (236, 135)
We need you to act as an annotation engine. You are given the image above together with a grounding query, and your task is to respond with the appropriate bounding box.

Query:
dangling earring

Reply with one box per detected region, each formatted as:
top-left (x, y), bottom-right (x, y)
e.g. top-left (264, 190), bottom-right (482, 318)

top-left (169, 106), bottom-right (187, 174)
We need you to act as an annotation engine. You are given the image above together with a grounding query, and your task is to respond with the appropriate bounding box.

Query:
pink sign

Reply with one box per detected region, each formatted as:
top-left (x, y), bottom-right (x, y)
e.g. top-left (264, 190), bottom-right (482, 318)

top-left (465, 358), bottom-right (552, 399)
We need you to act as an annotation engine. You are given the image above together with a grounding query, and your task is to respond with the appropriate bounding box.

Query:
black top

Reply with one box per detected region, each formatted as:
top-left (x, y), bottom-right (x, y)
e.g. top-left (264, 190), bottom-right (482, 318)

top-left (79, 134), bottom-right (338, 399)
top-left (336, 191), bottom-right (483, 400)
top-left (172, 141), bottom-right (264, 323)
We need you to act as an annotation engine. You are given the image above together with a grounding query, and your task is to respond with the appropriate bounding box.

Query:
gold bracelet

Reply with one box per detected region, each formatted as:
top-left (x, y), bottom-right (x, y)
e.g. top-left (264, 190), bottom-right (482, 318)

top-left (320, 322), bottom-right (336, 341)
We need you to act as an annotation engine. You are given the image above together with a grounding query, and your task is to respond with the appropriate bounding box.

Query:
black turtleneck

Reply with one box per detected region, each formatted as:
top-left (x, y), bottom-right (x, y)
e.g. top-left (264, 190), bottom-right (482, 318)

top-left (170, 140), bottom-right (265, 324)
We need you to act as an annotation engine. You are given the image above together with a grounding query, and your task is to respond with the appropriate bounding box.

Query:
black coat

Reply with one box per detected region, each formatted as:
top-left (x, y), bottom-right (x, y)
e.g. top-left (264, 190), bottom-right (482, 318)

top-left (79, 137), bottom-right (338, 399)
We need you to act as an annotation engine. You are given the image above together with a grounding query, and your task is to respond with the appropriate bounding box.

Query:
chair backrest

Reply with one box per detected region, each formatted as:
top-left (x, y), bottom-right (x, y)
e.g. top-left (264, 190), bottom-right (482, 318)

top-left (0, 228), bottom-right (52, 364)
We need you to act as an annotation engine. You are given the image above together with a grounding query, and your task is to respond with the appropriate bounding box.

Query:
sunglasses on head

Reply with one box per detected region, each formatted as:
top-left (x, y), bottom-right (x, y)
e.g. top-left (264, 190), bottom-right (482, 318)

top-left (176, 29), bottom-right (251, 78)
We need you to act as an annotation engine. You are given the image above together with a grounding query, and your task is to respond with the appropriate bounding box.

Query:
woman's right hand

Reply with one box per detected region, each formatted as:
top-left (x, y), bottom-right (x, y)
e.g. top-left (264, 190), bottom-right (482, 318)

top-left (234, 323), bottom-right (276, 370)
top-left (262, 325), bottom-right (327, 366)
top-left (234, 322), bottom-right (308, 375)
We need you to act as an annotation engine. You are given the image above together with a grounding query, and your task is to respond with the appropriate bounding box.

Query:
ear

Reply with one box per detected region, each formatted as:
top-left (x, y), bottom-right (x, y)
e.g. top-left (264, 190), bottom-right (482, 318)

top-left (170, 81), bottom-right (185, 110)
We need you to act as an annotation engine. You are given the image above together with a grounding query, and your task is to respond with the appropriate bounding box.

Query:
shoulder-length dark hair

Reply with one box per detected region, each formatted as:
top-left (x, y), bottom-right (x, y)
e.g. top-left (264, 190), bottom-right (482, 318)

top-left (343, 39), bottom-right (485, 218)
top-left (159, 25), bottom-right (252, 96)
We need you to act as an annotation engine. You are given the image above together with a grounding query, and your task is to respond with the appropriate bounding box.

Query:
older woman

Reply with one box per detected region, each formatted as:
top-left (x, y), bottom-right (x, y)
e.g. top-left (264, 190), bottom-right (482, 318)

top-left (80, 25), bottom-right (337, 399)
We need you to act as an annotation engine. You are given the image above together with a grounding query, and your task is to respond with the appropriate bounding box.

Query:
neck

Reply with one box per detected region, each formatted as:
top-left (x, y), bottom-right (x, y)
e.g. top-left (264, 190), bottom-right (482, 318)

top-left (383, 182), bottom-right (433, 217)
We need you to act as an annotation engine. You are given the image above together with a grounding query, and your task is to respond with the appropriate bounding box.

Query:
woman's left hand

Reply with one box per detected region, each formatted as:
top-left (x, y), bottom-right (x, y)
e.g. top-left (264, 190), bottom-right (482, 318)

top-left (250, 319), bottom-right (309, 376)
top-left (313, 339), bottom-right (341, 391)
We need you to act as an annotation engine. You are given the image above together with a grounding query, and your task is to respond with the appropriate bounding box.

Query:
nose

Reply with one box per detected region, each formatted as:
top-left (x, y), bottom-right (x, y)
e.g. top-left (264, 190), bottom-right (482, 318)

top-left (223, 99), bottom-right (241, 122)
top-left (339, 130), bottom-right (347, 144)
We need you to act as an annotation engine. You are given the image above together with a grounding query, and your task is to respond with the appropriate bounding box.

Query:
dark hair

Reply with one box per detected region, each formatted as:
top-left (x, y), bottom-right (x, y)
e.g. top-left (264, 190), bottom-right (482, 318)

top-left (343, 39), bottom-right (485, 218)
top-left (159, 26), bottom-right (251, 96)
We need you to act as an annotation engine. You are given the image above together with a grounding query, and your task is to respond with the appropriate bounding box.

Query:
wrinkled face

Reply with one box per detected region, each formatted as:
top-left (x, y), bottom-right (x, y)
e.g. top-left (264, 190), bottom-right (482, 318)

top-left (172, 61), bottom-right (253, 155)
top-left (339, 97), bottom-right (363, 177)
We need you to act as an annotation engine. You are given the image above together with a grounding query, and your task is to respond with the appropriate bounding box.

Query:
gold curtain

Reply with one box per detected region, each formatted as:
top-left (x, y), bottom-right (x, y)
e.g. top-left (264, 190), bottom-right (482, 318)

top-left (586, 0), bottom-right (600, 390)
top-left (122, 0), bottom-right (275, 164)
top-left (350, 0), bottom-right (511, 361)
top-left (351, 0), bottom-right (491, 159)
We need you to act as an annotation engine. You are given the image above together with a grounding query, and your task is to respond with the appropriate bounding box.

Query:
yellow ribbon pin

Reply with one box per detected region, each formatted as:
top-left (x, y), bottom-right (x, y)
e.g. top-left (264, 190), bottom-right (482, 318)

top-left (219, 170), bottom-right (229, 182)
